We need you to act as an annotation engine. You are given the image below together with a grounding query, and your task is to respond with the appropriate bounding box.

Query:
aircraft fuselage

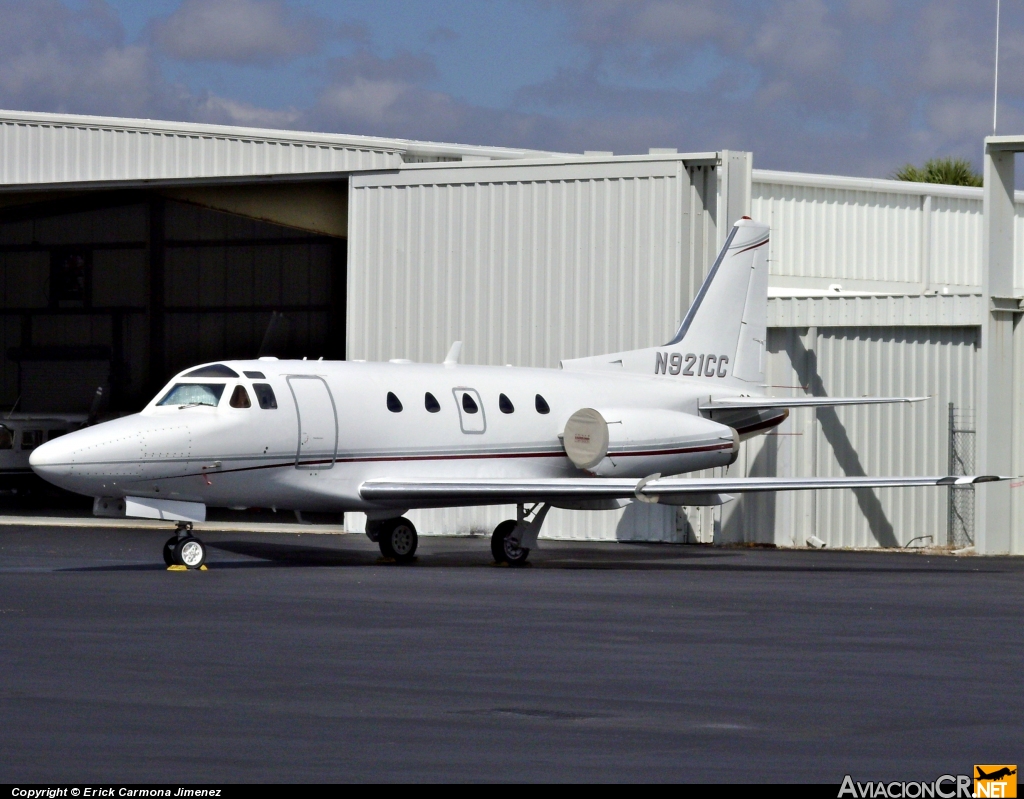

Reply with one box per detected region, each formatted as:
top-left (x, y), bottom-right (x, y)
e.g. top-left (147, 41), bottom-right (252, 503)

top-left (30, 358), bottom-right (779, 513)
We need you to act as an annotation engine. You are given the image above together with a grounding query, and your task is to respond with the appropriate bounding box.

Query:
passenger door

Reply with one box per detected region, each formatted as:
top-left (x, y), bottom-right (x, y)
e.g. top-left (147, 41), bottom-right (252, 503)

top-left (287, 376), bottom-right (338, 468)
top-left (452, 387), bottom-right (486, 434)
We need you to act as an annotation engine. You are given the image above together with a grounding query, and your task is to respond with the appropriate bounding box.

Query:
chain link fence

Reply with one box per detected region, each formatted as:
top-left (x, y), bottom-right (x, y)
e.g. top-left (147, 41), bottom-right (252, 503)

top-left (947, 403), bottom-right (975, 548)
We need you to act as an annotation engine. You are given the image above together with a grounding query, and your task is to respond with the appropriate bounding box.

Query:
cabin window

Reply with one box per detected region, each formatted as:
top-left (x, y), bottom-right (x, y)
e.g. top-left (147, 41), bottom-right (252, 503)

top-left (243, 370), bottom-right (266, 379)
top-left (157, 383), bottom-right (225, 408)
top-left (499, 393), bottom-right (514, 414)
top-left (0, 426), bottom-right (11, 449)
top-left (185, 364), bottom-right (239, 378)
top-left (462, 393), bottom-right (479, 414)
top-left (387, 392), bottom-right (404, 412)
top-left (21, 429), bottom-right (43, 450)
top-left (47, 430), bottom-right (65, 441)
top-left (229, 385), bottom-right (252, 408)
top-left (535, 394), bottom-right (550, 414)
top-left (425, 392), bottom-right (441, 413)
top-left (253, 384), bottom-right (277, 409)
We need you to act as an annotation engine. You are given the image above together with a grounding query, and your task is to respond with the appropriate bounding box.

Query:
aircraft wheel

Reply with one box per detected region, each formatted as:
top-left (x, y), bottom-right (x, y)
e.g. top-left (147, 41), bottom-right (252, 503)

top-left (175, 536), bottom-right (207, 570)
top-left (162, 536), bottom-right (179, 566)
top-left (491, 520), bottom-right (529, 566)
top-left (379, 517), bottom-right (418, 563)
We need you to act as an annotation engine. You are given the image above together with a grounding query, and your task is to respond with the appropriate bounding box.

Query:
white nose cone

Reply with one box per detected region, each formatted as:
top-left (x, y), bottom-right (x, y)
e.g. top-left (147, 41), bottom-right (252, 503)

top-left (29, 435), bottom-right (68, 473)
top-left (29, 415), bottom-right (153, 496)
top-left (29, 433), bottom-right (80, 490)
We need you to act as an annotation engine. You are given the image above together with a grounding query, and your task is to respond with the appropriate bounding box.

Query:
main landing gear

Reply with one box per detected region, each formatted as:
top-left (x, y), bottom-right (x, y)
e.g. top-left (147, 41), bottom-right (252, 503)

top-left (491, 503), bottom-right (550, 567)
top-left (367, 516), bottom-right (419, 563)
top-left (162, 521), bottom-right (207, 570)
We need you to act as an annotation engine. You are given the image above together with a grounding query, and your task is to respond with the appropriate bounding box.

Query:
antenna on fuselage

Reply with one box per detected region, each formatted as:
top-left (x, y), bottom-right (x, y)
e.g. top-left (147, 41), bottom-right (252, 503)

top-left (443, 341), bottom-right (462, 366)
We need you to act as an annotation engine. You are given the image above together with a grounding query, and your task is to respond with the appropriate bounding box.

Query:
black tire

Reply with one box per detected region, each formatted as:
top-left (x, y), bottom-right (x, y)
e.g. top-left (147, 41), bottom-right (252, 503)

top-left (378, 517), bottom-right (418, 563)
top-left (163, 536), bottom-right (179, 566)
top-left (174, 536), bottom-right (206, 569)
top-left (491, 520), bottom-right (529, 566)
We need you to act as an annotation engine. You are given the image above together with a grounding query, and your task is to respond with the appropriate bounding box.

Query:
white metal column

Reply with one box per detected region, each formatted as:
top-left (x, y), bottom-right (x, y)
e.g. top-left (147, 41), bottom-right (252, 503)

top-left (979, 137), bottom-right (1020, 554)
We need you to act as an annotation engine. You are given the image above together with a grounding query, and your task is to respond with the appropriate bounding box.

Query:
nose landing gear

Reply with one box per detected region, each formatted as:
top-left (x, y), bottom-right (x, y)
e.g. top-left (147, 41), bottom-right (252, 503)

top-left (163, 521), bottom-right (207, 570)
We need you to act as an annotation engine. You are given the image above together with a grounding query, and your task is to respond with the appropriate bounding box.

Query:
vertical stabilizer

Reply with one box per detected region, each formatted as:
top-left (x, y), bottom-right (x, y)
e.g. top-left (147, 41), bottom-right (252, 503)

top-left (561, 218), bottom-right (770, 386)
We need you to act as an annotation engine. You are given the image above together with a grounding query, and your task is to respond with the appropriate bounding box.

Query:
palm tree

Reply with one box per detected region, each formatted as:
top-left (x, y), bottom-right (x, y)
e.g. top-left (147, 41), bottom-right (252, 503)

top-left (892, 157), bottom-right (982, 187)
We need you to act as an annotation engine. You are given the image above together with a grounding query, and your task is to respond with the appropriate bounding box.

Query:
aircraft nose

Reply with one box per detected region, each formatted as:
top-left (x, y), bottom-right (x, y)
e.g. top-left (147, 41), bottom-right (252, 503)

top-left (29, 433), bottom-right (80, 482)
top-left (29, 415), bottom-right (148, 495)
top-left (29, 435), bottom-right (70, 472)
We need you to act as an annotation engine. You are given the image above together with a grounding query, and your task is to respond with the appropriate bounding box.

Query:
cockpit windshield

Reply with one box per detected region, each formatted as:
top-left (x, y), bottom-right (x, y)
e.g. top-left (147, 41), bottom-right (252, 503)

top-left (157, 383), bottom-right (226, 408)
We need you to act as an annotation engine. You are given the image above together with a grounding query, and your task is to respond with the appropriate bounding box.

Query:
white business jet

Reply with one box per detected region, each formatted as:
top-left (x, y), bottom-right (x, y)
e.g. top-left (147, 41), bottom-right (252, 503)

top-left (29, 218), bottom-right (1000, 568)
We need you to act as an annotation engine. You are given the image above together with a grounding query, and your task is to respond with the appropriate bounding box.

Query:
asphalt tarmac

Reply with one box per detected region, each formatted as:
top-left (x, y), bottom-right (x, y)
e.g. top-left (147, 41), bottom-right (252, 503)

top-left (0, 524), bottom-right (1021, 783)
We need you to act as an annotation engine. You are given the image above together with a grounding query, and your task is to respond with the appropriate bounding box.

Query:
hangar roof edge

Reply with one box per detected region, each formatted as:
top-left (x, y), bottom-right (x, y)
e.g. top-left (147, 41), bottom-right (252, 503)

top-left (0, 108), bottom-right (567, 162)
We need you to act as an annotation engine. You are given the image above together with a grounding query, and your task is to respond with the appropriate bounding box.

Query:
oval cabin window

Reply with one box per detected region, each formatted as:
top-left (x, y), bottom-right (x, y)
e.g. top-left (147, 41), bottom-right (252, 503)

top-left (462, 393), bottom-right (479, 414)
top-left (499, 393), bottom-right (514, 414)
top-left (535, 394), bottom-right (550, 414)
top-left (425, 392), bottom-right (441, 413)
top-left (387, 392), bottom-right (403, 413)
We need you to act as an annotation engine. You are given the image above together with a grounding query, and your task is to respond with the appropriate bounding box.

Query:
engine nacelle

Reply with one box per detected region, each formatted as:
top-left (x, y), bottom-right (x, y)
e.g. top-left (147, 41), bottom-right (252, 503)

top-left (562, 407), bottom-right (738, 478)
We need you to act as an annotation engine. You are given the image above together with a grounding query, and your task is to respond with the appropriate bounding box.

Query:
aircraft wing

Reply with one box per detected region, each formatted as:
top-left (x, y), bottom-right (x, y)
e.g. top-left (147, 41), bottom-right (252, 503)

top-left (359, 474), bottom-right (1005, 505)
top-left (700, 396), bottom-right (927, 411)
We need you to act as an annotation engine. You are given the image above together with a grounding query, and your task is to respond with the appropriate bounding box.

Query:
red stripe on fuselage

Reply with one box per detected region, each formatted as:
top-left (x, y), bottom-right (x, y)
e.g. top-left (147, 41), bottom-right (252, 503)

top-left (160, 440), bottom-right (737, 479)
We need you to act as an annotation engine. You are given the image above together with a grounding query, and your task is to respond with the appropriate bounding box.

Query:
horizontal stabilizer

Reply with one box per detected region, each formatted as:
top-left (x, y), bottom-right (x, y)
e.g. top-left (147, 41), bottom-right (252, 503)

top-left (701, 396), bottom-right (928, 411)
top-left (360, 474), bottom-right (1008, 507)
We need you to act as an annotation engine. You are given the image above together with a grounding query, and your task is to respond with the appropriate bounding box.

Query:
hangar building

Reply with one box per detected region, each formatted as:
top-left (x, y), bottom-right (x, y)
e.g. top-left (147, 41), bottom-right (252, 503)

top-left (0, 109), bottom-right (1019, 555)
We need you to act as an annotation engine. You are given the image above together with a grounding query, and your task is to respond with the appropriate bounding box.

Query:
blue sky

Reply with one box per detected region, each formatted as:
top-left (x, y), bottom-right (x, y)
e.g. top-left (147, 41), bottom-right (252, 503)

top-left (2, 1), bottom-right (1019, 177)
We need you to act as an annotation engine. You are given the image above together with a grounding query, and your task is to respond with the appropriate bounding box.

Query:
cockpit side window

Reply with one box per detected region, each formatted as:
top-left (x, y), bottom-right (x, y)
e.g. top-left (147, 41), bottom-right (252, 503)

top-left (252, 383), bottom-right (278, 409)
top-left (229, 385), bottom-right (252, 408)
top-left (157, 383), bottom-right (225, 407)
top-left (0, 426), bottom-right (12, 449)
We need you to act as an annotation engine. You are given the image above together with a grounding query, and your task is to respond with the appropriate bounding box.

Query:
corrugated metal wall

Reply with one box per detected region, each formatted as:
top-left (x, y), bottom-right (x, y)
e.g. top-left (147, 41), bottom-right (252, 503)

top-left (348, 158), bottom-right (719, 366)
top-left (0, 115), bottom-right (400, 185)
top-left (721, 326), bottom-right (978, 548)
top-left (752, 170), bottom-right (987, 291)
top-left (346, 156), bottom-right (722, 540)
top-left (754, 170), bottom-right (1024, 296)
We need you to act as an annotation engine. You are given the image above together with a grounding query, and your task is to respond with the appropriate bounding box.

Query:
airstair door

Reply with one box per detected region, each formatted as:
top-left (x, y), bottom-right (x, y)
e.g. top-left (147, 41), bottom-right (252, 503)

top-left (287, 376), bottom-right (338, 469)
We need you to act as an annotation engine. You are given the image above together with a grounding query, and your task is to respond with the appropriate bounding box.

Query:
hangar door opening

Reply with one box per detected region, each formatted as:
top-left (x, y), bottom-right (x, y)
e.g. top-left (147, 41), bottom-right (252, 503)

top-left (0, 191), bottom-right (347, 414)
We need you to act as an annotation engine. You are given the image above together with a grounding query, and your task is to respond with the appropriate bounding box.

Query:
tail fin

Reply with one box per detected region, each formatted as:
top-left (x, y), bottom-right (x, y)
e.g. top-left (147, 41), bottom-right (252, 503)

top-left (561, 218), bottom-right (770, 385)
top-left (667, 218), bottom-right (769, 383)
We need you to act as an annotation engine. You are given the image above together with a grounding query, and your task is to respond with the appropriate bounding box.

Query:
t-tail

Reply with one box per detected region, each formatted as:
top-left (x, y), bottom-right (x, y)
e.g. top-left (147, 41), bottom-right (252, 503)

top-left (561, 217), bottom-right (770, 386)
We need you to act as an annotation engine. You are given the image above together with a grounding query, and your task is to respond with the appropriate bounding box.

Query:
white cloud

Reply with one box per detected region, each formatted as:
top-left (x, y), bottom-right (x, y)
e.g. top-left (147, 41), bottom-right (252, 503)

top-left (149, 0), bottom-right (333, 65)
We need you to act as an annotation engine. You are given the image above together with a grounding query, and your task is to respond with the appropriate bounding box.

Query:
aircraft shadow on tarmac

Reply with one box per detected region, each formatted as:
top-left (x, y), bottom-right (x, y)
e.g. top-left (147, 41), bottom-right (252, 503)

top-left (58, 539), bottom-right (1002, 574)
